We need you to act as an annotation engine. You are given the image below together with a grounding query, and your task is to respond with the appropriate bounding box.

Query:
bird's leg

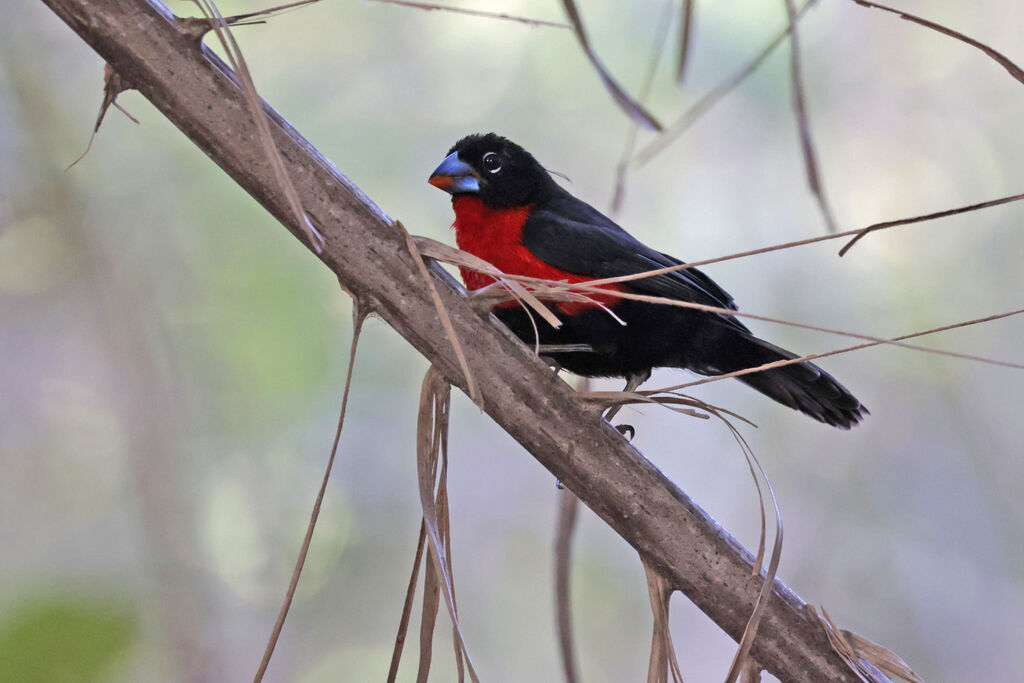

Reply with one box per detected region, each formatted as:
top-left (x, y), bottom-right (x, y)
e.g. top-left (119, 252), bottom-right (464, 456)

top-left (606, 369), bottom-right (651, 435)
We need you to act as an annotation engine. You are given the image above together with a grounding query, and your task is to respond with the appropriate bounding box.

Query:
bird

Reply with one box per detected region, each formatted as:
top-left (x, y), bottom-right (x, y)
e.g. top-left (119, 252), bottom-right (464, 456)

top-left (428, 133), bottom-right (867, 429)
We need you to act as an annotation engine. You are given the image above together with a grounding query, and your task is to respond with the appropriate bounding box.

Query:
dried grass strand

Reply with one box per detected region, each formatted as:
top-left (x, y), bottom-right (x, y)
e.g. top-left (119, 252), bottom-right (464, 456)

top-left (811, 605), bottom-right (924, 683)
top-left (852, 0), bottom-right (1024, 86)
top-left (253, 302), bottom-right (365, 682)
top-left (676, 0), bottom-right (695, 83)
top-left (402, 225), bottom-right (481, 405)
top-left (561, 0), bottom-right (663, 131)
top-left (415, 367), bottom-right (480, 682)
top-left (655, 307), bottom-right (1024, 395)
top-left (516, 278), bottom-right (1024, 371)
top-left (782, 0), bottom-right (838, 233)
top-left (387, 521), bottom-right (427, 683)
top-left (611, 0), bottom-right (678, 213)
top-left (839, 190), bottom-right (1024, 255)
top-left (642, 558), bottom-right (684, 683)
top-left (189, 0), bottom-right (325, 252)
top-left (366, 0), bottom-right (570, 28)
top-left (634, 0), bottom-right (817, 167)
top-left (719, 417), bottom-right (782, 683)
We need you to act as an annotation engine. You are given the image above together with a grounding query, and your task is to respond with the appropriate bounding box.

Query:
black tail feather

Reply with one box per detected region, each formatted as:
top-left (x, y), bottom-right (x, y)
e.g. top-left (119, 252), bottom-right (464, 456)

top-left (693, 329), bottom-right (867, 429)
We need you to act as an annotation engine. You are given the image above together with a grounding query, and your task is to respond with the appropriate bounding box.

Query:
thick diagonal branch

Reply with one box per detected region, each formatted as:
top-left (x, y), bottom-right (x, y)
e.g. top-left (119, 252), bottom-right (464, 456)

top-left (39, 1), bottom-right (862, 680)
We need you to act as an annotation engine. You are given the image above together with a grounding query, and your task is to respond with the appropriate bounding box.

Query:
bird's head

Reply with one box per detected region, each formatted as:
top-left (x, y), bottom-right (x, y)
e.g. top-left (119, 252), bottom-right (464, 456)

top-left (428, 133), bottom-right (556, 208)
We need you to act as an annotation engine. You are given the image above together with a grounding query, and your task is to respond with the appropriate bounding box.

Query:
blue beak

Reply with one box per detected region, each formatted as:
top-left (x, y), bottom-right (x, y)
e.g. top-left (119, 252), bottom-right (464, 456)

top-left (428, 152), bottom-right (481, 194)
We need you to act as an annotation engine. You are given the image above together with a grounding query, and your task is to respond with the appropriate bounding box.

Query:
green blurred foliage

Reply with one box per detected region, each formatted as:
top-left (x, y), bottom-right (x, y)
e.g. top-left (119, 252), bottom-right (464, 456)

top-left (0, 596), bottom-right (136, 682)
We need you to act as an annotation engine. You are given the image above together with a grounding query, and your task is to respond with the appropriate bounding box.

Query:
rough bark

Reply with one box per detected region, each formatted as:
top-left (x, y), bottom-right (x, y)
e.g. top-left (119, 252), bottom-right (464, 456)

top-left (38, 0), bottom-right (862, 680)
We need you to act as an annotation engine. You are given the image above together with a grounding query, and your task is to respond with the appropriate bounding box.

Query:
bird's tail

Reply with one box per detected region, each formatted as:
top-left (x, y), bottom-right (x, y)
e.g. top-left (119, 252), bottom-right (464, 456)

top-left (691, 327), bottom-right (867, 429)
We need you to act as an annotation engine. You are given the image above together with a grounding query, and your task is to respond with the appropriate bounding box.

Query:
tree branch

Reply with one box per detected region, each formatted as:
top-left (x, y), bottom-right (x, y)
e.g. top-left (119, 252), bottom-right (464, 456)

top-left (39, 0), bottom-right (862, 680)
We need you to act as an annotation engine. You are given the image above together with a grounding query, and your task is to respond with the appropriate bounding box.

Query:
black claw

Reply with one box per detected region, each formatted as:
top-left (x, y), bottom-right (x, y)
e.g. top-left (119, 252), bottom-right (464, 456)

top-left (615, 424), bottom-right (635, 440)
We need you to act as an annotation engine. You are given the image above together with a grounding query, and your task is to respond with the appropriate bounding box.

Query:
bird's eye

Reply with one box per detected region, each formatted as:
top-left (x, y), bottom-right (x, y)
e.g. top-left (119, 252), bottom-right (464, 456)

top-left (481, 152), bottom-right (502, 174)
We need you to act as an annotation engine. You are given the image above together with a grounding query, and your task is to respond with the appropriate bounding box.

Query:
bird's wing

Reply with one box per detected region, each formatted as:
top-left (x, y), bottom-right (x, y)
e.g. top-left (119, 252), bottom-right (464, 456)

top-left (521, 200), bottom-right (745, 327)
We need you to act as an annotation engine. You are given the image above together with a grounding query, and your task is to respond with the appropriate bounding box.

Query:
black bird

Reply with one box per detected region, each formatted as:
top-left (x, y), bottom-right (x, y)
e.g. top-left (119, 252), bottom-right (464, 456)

top-left (429, 133), bottom-right (867, 428)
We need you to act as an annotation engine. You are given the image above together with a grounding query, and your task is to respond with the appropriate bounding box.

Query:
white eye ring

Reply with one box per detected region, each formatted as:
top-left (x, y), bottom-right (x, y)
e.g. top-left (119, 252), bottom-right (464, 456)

top-left (482, 152), bottom-right (502, 174)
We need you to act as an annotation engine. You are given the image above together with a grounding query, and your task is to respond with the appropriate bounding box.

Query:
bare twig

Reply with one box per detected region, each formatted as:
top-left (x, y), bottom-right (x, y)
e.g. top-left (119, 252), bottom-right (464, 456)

top-left (366, 0), bottom-right (570, 29)
top-left (852, 0), bottom-right (1024, 86)
top-left (783, 0), bottom-right (837, 233)
top-left (656, 307), bottom-right (1024, 395)
top-left (839, 190), bottom-right (1024, 255)
top-left (634, 0), bottom-right (817, 167)
top-left (676, 0), bottom-right (695, 83)
top-left (611, 0), bottom-right (676, 213)
top-left (561, 0), bottom-right (663, 131)
top-left (254, 303), bottom-right (365, 682)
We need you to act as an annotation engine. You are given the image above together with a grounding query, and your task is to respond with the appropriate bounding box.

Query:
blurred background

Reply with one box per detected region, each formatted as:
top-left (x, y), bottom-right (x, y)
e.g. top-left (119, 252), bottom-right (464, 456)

top-left (2, 0), bottom-right (1022, 680)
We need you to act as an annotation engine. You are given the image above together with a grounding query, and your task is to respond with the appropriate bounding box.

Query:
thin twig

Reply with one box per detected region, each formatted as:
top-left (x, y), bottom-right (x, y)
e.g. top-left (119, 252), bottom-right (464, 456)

top-left (446, 267), bottom-right (1024, 371)
top-left (655, 307), bottom-right (1024, 395)
top-left (783, 0), bottom-right (837, 233)
top-left (851, 0), bottom-right (1024, 85)
top-left (839, 190), bottom-right (1024, 255)
top-left (611, 0), bottom-right (677, 213)
top-left (561, 0), bottom-right (663, 131)
top-left (546, 190), bottom-right (1024, 283)
top-left (366, 0), bottom-right (570, 29)
top-left (634, 0), bottom-right (817, 167)
top-left (676, 0), bottom-right (695, 83)
top-left (254, 302), bottom-right (365, 682)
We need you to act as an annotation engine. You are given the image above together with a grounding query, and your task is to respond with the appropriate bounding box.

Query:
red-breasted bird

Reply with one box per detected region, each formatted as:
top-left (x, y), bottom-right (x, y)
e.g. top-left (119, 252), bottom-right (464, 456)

top-left (428, 133), bottom-right (867, 429)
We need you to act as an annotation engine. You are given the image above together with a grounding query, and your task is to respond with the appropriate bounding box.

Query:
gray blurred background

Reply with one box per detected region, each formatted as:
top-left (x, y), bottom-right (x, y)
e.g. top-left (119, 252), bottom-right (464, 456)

top-left (2, 1), bottom-right (1022, 681)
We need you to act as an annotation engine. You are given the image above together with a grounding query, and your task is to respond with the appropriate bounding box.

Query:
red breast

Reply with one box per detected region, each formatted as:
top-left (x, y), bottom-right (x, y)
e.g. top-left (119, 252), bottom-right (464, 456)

top-left (451, 195), bottom-right (622, 312)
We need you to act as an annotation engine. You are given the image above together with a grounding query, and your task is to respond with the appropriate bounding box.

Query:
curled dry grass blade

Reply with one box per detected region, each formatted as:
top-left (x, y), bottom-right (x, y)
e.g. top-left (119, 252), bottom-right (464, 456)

top-left (852, 0), bottom-right (1024, 86)
top-left (642, 558), bottom-right (685, 683)
top-left (782, 0), bottom-right (838, 233)
top-left (366, 0), bottom-right (570, 29)
top-left (413, 366), bottom-right (480, 682)
top-left (634, 0), bottom-right (817, 167)
top-left (254, 300), bottom-right (365, 682)
top-left (414, 236), bottom-right (562, 330)
top-left (388, 521), bottom-right (427, 683)
top-left (402, 226), bottom-right (481, 405)
top-left (188, 0), bottom-right (325, 253)
top-left (66, 63), bottom-right (139, 172)
top-left (716, 415), bottom-right (782, 683)
top-left (811, 605), bottom-right (924, 683)
top-left (561, 0), bottom-right (663, 131)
